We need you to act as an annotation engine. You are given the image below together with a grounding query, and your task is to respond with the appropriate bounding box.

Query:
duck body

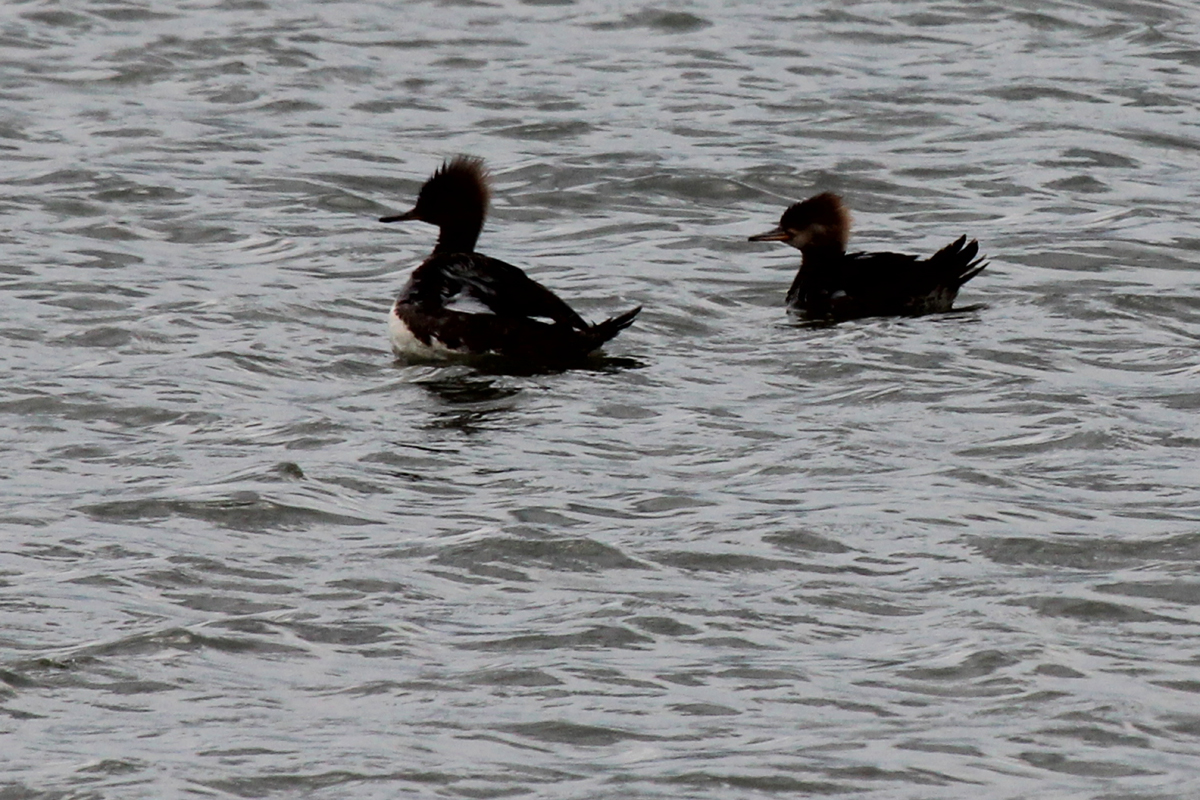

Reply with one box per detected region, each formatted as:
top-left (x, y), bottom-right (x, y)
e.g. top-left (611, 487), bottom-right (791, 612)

top-left (381, 157), bottom-right (639, 365)
top-left (388, 251), bottom-right (639, 363)
top-left (750, 192), bottom-right (986, 321)
top-left (785, 236), bottom-right (984, 319)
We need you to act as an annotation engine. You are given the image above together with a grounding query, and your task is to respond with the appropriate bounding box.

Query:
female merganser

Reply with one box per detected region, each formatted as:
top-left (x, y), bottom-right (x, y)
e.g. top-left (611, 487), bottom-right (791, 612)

top-left (749, 192), bottom-right (986, 320)
top-left (379, 156), bottom-right (640, 364)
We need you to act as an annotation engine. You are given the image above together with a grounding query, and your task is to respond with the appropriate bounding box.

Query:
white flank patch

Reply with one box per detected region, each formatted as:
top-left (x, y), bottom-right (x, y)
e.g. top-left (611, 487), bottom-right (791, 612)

top-left (388, 306), bottom-right (462, 358)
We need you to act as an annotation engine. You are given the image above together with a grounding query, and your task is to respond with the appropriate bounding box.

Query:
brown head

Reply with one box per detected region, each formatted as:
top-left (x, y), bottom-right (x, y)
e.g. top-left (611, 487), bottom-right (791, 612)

top-left (380, 156), bottom-right (491, 252)
top-left (748, 192), bottom-right (851, 252)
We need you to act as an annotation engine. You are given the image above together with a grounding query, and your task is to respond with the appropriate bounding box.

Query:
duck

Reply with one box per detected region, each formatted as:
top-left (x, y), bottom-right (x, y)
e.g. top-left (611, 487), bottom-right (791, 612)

top-left (379, 156), bottom-right (640, 364)
top-left (748, 192), bottom-right (986, 320)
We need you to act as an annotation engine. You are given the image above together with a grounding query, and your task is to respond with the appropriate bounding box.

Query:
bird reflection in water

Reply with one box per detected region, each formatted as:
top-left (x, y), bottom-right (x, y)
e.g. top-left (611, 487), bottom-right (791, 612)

top-left (412, 354), bottom-right (645, 433)
top-left (416, 369), bottom-right (522, 433)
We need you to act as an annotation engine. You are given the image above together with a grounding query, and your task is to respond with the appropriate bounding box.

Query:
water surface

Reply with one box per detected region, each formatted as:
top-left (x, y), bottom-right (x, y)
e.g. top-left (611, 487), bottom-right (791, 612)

top-left (3, 1), bottom-right (1200, 798)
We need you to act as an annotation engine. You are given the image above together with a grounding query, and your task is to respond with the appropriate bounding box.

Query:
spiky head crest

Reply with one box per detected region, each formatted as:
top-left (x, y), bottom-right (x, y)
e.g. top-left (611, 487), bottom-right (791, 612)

top-left (778, 192), bottom-right (852, 251)
top-left (409, 156), bottom-right (490, 228)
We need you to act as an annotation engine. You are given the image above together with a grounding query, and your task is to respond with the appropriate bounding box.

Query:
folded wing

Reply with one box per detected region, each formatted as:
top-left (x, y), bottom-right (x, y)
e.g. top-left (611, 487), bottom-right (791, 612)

top-left (429, 253), bottom-right (589, 330)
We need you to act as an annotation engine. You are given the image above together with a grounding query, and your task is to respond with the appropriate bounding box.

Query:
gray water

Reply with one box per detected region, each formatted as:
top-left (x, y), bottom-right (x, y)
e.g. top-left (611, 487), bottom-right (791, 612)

top-left (3, 1), bottom-right (1200, 797)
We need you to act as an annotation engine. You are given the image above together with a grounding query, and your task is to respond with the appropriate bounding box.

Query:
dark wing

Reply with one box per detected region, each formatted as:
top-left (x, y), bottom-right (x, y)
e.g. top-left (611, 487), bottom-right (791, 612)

top-left (841, 238), bottom-right (985, 296)
top-left (426, 252), bottom-right (589, 330)
top-left (837, 251), bottom-right (922, 299)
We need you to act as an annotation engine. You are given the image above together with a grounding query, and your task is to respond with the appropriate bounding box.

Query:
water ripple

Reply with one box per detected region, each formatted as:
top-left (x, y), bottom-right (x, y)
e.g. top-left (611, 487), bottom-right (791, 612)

top-left (4, 0), bottom-right (1200, 798)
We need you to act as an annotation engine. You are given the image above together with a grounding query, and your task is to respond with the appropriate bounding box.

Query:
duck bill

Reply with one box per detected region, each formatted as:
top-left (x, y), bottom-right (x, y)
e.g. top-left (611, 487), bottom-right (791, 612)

top-left (379, 208), bottom-right (419, 223)
top-left (748, 227), bottom-right (790, 242)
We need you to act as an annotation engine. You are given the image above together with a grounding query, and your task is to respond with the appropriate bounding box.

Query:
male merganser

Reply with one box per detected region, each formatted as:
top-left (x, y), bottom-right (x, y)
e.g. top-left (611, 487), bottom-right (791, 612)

top-left (379, 156), bottom-right (640, 364)
top-left (749, 193), bottom-right (987, 320)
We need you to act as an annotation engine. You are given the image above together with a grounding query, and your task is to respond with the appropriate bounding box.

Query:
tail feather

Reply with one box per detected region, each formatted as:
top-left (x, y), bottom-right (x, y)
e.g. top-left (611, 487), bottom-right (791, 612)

top-left (585, 306), bottom-right (641, 350)
top-left (931, 235), bottom-right (987, 289)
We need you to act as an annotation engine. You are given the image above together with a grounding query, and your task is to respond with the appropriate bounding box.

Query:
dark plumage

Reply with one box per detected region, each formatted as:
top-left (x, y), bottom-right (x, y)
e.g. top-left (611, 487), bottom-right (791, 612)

top-left (749, 192), bottom-right (987, 320)
top-left (379, 157), bottom-right (640, 364)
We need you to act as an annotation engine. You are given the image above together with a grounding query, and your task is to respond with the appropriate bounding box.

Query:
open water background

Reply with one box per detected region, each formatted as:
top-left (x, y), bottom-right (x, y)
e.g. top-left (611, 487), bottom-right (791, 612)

top-left (4, 0), bottom-right (1200, 797)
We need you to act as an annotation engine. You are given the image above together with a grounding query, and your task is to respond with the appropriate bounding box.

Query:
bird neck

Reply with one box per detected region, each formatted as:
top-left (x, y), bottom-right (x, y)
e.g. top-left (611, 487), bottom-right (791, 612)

top-left (432, 220), bottom-right (482, 254)
top-left (800, 243), bottom-right (846, 268)
top-left (789, 244), bottom-right (847, 309)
